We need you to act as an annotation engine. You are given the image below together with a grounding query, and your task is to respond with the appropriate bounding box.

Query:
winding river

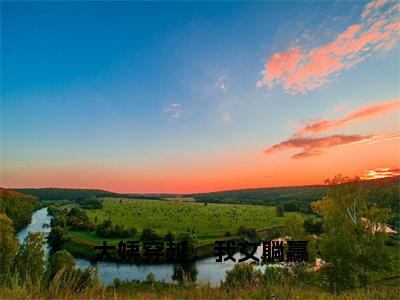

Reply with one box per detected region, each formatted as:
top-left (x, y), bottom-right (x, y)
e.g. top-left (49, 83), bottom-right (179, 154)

top-left (18, 207), bottom-right (269, 285)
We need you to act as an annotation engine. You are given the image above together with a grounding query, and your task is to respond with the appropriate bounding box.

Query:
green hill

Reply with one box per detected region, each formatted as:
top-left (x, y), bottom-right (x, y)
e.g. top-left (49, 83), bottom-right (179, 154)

top-left (0, 188), bottom-right (37, 230)
top-left (192, 176), bottom-right (400, 214)
top-left (13, 188), bottom-right (161, 201)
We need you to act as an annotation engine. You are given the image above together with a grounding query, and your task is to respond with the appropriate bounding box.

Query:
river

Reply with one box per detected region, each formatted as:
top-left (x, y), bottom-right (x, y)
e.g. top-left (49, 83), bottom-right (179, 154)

top-left (18, 207), bottom-right (270, 285)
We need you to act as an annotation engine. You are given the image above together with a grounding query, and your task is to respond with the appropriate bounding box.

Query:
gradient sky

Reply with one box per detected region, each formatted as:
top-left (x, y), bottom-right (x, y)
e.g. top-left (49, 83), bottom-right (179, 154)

top-left (1, 0), bottom-right (399, 193)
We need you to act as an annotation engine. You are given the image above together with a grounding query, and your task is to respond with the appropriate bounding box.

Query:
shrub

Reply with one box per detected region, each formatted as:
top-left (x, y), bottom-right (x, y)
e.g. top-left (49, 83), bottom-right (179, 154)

top-left (141, 228), bottom-right (161, 241)
top-left (238, 226), bottom-right (257, 239)
top-left (224, 263), bottom-right (265, 290)
top-left (47, 226), bottom-right (70, 249)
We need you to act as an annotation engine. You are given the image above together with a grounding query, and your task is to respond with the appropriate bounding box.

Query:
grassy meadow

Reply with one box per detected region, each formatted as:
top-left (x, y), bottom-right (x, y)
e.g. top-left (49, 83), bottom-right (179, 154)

top-left (84, 197), bottom-right (283, 235)
top-left (68, 197), bottom-right (286, 247)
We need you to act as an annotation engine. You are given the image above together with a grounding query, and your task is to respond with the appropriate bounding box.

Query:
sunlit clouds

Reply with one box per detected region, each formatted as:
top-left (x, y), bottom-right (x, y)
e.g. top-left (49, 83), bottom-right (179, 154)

top-left (296, 98), bottom-right (400, 136)
top-left (265, 97), bottom-right (400, 160)
top-left (256, 0), bottom-right (400, 94)
top-left (264, 134), bottom-right (375, 159)
top-left (360, 167), bottom-right (400, 180)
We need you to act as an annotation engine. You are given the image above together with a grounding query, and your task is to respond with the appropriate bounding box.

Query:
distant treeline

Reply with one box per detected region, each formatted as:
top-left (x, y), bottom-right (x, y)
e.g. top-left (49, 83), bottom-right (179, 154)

top-left (14, 188), bottom-right (162, 201)
top-left (0, 188), bottom-right (37, 231)
top-left (191, 176), bottom-right (400, 215)
top-left (192, 185), bottom-right (326, 212)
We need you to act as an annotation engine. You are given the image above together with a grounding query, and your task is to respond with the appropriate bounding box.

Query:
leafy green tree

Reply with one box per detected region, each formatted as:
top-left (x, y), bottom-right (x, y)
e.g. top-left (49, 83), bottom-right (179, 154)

top-left (282, 214), bottom-right (316, 263)
top-left (0, 213), bottom-right (18, 282)
top-left (312, 175), bottom-right (392, 292)
top-left (388, 213), bottom-right (400, 231)
top-left (282, 214), bottom-right (306, 240)
top-left (0, 188), bottom-right (37, 231)
top-left (46, 249), bottom-right (96, 292)
top-left (164, 231), bottom-right (175, 242)
top-left (47, 226), bottom-right (70, 250)
top-left (224, 263), bottom-right (264, 290)
top-left (50, 214), bottom-right (67, 229)
top-left (276, 206), bottom-right (284, 217)
top-left (145, 272), bottom-right (156, 285)
top-left (238, 226), bottom-right (257, 240)
top-left (172, 263), bottom-right (198, 284)
top-left (304, 217), bottom-right (323, 234)
top-left (47, 249), bottom-right (75, 280)
top-left (14, 232), bottom-right (46, 282)
top-left (141, 228), bottom-right (160, 241)
top-left (177, 232), bottom-right (198, 260)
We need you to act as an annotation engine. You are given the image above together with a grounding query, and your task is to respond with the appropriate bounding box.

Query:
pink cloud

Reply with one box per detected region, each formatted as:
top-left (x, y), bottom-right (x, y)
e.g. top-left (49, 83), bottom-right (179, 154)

top-left (257, 0), bottom-right (400, 94)
top-left (297, 98), bottom-right (400, 136)
top-left (264, 134), bottom-right (374, 159)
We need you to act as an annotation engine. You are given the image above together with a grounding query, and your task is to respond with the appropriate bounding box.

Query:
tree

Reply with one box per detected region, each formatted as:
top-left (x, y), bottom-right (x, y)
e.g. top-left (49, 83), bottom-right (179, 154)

top-left (47, 249), bottom-right (75, 280)
top-left (312, 175), bottom-right (392, 292)
top-left (172, 263), bottom-right (198, 284)
top-left (304, 217), bottom-right (323, 235)
top-left (177, 232), bottom-right (198, 261)
top-left (238, 226), bottom-right (257, 240)
top-left (224, 263), bottom-right (264, 290)
top-left (0, 213), bottom-right (18, 282)
top-left (282, 214), bottom-right (317, 264)
top-left (165, 231), bottom-right (174, 242)
top-left (282, 214), bottom-right (306, 240)
top-left (47, 226), bottom-right (70, 250)
top-left (276, 206), bottom-right (284, 217)
top-left (141, 228), bottom-right (160, 241)
top-left (14, 232), bottom-right (46, 282)
top-left (0, 188), bottom-right (37, 231)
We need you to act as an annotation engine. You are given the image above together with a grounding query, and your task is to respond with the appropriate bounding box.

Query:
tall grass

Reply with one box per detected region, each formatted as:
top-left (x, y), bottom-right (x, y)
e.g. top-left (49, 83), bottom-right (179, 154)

top-left (2, 267), bottom-right (398, 299)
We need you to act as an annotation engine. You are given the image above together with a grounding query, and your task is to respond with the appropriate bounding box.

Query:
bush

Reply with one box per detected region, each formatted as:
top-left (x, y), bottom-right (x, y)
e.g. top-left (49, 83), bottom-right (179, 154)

top-left (304, 218), bottom-right (323, 235)
top-left (141, 228), bottom-right (161, 241)
top-left (224, 263), bottom-right (265, 290)
top-left (165, 231), bottom-right (174, 242)
top-left (238, 226), bottom-right (257, 239)
top-left (67, 208), bottom-right (95, 231)
top-left (96, 219), bottom-right (134, 238)
top-left (47, 226), bottom-right (70, 249)
top-left (276, 206), bottom-right (284, 217)
top-left (80, 198), bottom-right (103, 210)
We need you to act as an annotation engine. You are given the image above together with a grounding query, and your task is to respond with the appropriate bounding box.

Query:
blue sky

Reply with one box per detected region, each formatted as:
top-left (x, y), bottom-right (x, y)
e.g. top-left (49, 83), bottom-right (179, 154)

top-left (1, 1), bottom-right (399, 193)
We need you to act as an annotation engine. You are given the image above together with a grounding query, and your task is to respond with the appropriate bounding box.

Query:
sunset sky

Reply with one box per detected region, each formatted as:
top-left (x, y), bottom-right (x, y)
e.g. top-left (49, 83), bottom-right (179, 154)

top-left (1, 0), bottom-right (399, 193)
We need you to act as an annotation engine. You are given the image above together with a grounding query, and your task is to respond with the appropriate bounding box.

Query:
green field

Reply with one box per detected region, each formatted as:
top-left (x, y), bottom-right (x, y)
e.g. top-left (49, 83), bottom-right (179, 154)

top-left (82, 198), bottom-right (284, 237)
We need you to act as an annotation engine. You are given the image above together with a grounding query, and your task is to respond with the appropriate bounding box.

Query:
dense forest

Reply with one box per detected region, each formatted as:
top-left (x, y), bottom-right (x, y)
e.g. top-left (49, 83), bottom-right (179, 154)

top-left (14, 188), bottom-right (162, 201)
top-left (191, 176), bottom-right (400, 227)
top-left (192, 176), bottom-right (398, 207)
top-left (193, 185), bottom-right (327, 207)
top-left (0, 188), bottom-right (37, 231)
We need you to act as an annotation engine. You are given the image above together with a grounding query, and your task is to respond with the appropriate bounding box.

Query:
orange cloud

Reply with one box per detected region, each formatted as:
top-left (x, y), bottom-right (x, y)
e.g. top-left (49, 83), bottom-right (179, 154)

top-left (264, 134), bottom-right (375, 159)
top-left (297, 98), bottom-right (400, 136)
top-left (360, 167), bottom-right (400, 180)
top-left (257, 0), bottom-right (400, 94)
